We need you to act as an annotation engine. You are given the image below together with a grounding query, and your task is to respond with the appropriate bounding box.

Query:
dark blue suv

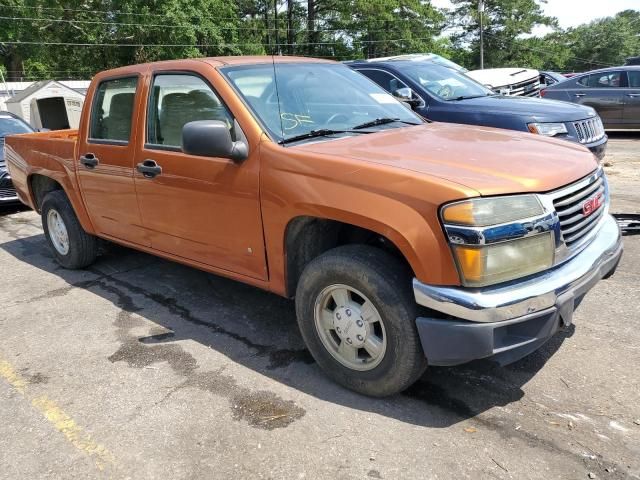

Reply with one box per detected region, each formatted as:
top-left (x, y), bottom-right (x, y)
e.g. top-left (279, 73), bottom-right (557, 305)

top-left (347, 59), bottom-right (607, 160)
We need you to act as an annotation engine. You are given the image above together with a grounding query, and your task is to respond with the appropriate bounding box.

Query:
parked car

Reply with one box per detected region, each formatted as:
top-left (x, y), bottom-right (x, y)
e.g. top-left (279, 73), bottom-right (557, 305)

top-left (542, 66), bottom-right (640, 129)
top-left (467, 67), bottom-right (541, 97)
top-left (0, 111), bottom-right (34, 204)
top-left (540, 71), bottom-right (567, 87)
top-left (625, 56), bottom-right (640, 66)
top-left (5, 57), bottom-right (622, 396)
top-left (360, 54), bottom-right (541, 97)
top-left (348, 59), bottom-right (607, 159)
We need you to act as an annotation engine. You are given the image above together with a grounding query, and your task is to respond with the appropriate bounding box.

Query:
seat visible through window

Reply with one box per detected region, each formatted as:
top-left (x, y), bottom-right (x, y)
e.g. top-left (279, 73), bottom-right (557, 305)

top-left (103, 93), bottom-right (135, 142)
top-left (148, 74), bottom-right (233, 149)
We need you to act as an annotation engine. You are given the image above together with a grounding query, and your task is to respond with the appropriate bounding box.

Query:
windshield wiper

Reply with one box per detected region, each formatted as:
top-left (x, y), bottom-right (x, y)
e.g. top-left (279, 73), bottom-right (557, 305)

top-left (279, 128), bottom-right (370, 145)
top-left (449, 94), bottom-right (490, 101)
top-left (352, 117), bottom-right (421, 130)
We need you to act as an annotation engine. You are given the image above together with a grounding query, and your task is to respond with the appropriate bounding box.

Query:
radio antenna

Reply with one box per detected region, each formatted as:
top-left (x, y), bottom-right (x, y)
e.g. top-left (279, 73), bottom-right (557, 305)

top-left (272, 54), bottom-right (286, 142)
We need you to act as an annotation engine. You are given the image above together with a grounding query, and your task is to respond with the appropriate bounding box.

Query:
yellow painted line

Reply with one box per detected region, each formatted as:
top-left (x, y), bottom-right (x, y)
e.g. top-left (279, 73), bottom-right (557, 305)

top-left (0, 359), bottom-right (28, 394)
top-left (0, 356), bottom-right (115, 471)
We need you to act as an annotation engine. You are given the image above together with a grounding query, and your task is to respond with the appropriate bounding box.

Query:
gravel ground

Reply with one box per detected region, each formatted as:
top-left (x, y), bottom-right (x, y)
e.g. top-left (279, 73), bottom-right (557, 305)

top-left (0, 136), bottom-right (638, 480)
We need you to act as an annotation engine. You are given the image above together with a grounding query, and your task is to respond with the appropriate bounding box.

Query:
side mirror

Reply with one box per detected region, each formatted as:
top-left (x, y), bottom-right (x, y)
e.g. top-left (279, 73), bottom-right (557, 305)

top-left (182, 120), bottom-right (248, 162)
top-left (393, 87), bottom-right (422, 108)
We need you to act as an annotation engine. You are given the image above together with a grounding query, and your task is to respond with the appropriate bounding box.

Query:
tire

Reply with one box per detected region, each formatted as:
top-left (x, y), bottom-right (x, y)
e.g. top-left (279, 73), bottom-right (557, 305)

top-left (295, 245), bottom-right (427, 397)
top-left (41, 190), bottom-right (98, 269)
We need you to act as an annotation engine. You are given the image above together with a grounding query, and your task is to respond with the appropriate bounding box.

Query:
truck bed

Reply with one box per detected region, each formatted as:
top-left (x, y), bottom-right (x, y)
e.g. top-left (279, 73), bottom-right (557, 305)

top-left (4, 129), bottom-right (79, 209)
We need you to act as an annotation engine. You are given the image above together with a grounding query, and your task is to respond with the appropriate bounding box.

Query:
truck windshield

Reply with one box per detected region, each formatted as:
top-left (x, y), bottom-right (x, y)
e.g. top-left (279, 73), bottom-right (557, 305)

top-left (398, 63), bottom-right (495, 101)
top-left (222, 62), bottom-right (422, 144)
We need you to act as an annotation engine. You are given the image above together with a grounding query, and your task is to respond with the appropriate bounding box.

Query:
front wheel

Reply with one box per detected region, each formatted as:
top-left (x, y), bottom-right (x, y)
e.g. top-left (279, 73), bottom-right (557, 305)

top-left (295, 245), bottom-right (426, 397)
top-left (41, 190), bottom-right (98, 269)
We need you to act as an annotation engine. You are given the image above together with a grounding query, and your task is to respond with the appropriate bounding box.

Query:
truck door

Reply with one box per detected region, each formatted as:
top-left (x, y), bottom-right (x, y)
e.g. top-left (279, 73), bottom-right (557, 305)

top-left (133, 70), bottom-right (267, 280)
top-left (77, 75), bottom-right (150, 246)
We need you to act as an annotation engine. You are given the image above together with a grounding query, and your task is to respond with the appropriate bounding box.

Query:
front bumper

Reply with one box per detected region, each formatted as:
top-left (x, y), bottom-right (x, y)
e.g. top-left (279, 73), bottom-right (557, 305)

top-left (413, 214), bottom-right (623, 366)
top-left (586, 135), bottom-right (608, 161)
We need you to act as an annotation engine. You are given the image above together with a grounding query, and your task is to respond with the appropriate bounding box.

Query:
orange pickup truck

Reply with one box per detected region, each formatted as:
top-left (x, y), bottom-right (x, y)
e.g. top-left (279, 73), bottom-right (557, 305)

top-left (5, 56), bottom-right (623, 396)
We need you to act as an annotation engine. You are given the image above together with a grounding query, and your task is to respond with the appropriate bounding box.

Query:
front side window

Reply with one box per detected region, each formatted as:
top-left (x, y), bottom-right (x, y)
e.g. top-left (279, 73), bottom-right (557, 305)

top-left (90, 77), bottom-right (137, 143)
top-left (147, 74), bottom-right (233, 149)
top-left (222, 63), bottom-right (422, 143)
top-left (627, 70), bottom-right (640, 88)
top-left (358, 69), bottom-right (409, 94)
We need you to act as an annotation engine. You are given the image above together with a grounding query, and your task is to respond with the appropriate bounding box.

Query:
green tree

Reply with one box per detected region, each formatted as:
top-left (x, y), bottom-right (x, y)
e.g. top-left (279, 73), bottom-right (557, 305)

top-left (449, 0), bottom-right (556, 69)
top-left (338, 0), bottom-right (447, 59)
top-left (560, 10), bottom-right (640, 71)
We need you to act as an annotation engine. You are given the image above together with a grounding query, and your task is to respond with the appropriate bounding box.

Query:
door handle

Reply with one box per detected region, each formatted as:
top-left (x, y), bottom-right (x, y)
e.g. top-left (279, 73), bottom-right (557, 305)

top-left (136, 159), bottom-right (162, 179)
top-left (574, 93), bottom-right (585, 97)
top-left (80, 153), bottom-right (99, 169)
top-left (627, 93), bottom-right (640, 97)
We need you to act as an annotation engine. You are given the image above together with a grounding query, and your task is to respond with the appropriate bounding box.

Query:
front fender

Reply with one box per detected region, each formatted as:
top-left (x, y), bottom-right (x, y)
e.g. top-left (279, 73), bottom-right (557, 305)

top-left (259, 141), bottom-right (474, 296)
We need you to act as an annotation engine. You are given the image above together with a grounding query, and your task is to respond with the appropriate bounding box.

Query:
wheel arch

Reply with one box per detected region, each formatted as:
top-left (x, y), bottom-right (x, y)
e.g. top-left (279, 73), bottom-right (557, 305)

top-left (27, 173), bottom-right (95, 233)
top-left (282, 213), bottom-right (430, 298)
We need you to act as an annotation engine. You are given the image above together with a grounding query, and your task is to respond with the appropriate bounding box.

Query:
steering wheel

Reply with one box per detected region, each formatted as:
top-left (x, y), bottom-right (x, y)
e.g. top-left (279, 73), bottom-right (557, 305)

top-left (437, 85), bottom-right (454, 99)
top-left (324, 113), bottom-right (350, 127)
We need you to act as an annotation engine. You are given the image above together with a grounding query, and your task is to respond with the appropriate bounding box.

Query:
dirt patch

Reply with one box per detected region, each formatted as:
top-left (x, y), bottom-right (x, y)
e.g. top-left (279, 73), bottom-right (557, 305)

top-left (179, 370), bottom-right (306, 430)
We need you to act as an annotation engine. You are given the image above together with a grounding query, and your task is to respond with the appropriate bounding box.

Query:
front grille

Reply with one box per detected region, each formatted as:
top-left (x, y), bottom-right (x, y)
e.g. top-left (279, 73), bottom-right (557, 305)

top-left (0, 175), bottom-right (17, 200)
top-left (573, 117), bottom-right (605, 144)
top-left (553, 174), bottom-right (606, 248)
top-left (496, 77), bottom-right (540, 97)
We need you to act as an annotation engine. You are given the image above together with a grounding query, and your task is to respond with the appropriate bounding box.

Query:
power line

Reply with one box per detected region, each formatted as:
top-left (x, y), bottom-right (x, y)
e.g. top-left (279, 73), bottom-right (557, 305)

top-left (0, 37), bottom-right (438, 48)
top-left (480, 30), bottom-right (616, 67)
top-left (0, 4), bottom-right (244, 21)
top-left (0, 14), bottom-right (434, 35)
top-left (0, 14), bottom-right (292, 32)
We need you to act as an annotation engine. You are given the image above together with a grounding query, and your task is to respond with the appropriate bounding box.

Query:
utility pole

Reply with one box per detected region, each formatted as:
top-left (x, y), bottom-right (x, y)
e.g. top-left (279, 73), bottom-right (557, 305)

top-left (479, 0), bottom-right (484, 69)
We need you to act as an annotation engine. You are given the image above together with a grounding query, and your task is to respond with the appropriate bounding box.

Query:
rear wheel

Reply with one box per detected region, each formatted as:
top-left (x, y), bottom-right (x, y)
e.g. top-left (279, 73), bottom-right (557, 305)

top-left (295, 245), bottom-right (426, 397)
top-left (41, 190), bottom-right (98, 269)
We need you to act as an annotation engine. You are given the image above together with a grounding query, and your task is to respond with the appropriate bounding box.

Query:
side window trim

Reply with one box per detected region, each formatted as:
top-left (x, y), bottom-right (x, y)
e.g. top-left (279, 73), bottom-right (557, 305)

top-left (144, 70), bottom-right (234, 152)
top-left (87, 74), bottom-right (139, 145)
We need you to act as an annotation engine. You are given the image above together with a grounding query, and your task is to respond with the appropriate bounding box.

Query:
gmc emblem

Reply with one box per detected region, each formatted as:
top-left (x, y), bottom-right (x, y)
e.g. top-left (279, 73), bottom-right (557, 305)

top-left (582, 192), bottom-right (604, 217)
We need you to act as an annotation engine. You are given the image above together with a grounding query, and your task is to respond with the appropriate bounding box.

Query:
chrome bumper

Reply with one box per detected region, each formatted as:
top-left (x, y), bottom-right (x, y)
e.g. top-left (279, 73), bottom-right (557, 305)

top-left (414, 214), bottom-right (623, 323)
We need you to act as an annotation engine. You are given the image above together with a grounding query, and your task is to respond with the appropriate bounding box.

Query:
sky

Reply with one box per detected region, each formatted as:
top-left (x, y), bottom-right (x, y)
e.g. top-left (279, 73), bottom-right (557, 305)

top-left (431, 0), bottom-right (639, 32)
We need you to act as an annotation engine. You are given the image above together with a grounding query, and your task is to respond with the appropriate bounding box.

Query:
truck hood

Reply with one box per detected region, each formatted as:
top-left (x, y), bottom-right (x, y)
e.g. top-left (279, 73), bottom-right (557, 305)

top-left (453, 94), bottom-right (597, 121)
top-left (296, 123), bottom-right (598, 196)
top-left (467, 68), bottom-right (538, 88)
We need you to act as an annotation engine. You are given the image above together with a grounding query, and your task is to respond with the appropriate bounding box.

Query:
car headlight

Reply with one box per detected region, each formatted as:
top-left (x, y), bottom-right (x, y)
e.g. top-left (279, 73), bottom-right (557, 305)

top-left (441, 196), bottom-right (555, 287)
top-left (527, 122), bottom-right (568, 137)
top-left (441, 195), bottom-right (544, 226)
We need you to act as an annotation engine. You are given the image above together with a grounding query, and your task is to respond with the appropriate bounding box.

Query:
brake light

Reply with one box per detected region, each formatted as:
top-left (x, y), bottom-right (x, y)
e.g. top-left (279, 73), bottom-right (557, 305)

top-left (540, 89), bottom-right (547, 97)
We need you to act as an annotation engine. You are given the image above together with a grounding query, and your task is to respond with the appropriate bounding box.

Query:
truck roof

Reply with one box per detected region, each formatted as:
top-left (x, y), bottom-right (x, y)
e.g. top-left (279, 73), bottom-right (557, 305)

top-left (96, 55), bottom-right (334, 77)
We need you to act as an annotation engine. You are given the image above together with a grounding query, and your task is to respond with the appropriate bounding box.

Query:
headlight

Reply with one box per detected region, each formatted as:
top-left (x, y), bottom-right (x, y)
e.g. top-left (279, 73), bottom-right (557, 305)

top-left (527, 122), bottom-right (568, 136)
top-left (441, 195), bottom-right (544, 226)
top-left (441, 196), bottom-right (555, 287)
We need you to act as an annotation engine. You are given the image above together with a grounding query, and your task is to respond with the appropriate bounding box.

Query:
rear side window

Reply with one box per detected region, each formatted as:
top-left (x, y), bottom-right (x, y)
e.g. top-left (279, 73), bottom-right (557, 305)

top-left (147, 73), bottom-right (233, 149)
top-left (578, 72), bottom-right (623, 88)
top-left (89, 77), bottom-right (137, 143)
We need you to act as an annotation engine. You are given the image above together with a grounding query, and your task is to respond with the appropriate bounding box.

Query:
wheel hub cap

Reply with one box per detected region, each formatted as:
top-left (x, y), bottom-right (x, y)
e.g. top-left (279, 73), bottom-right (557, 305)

top-left (333, 306), bottom-right (367, 348)
top-left (47, 209), bottom-right (69, 255)
top-left (314, 284), bottom-right (387, 371)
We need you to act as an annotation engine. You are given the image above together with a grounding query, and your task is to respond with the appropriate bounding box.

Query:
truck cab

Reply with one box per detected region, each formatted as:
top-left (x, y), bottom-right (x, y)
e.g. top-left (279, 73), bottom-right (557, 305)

top-left (4, 57), bottom-right (623, 397)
